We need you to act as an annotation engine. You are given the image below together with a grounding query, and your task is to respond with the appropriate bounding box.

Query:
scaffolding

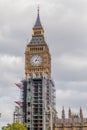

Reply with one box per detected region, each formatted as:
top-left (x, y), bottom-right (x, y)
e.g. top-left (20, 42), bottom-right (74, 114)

top-left (20, 74), bottom-right (57, 130)
top-left (13, 105), bottom-right (22, 122)
top-left (13, 83), bottom-right (23, 123)
top-left (13, 74), bottom-right (57, 130)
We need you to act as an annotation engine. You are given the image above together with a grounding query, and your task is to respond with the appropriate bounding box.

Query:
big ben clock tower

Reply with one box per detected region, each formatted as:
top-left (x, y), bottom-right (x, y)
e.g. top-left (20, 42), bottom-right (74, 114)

top-left (25, 8), bottom-right (51, 78)
top-left (14, 9), bottom-right (57, 130)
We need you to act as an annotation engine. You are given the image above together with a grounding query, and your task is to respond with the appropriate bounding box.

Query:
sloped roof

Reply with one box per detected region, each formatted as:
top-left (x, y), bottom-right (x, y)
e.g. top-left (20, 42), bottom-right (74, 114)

top-left (33, 9), bottom-right (43, 29)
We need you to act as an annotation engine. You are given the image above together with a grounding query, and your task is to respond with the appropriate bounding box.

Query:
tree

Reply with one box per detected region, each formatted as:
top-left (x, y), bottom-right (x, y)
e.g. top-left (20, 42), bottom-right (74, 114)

top-left (2, 122), bottom-right (27, 130)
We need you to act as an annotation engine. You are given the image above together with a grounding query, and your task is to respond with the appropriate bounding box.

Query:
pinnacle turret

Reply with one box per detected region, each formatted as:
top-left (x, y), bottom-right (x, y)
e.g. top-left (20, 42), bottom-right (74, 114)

top-left (62, 107), bottom-right (65, 122)
top-left (68, 107), bottom-right (72, 118)
top-left (80, 107), bottom-right (83, 122)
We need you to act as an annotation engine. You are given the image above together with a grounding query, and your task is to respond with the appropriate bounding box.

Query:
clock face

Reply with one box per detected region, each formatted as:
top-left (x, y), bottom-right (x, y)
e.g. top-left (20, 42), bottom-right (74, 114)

top-left (30, 55), bottom-right (42, 66)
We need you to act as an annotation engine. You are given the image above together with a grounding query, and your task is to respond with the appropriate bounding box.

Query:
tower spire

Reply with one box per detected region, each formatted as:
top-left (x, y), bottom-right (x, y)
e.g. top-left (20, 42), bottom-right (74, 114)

top-left (62, 107), bottom-right (65, 122)
top-left (33, 7), bottom-right (43, 29)
top-left (38, 5), bottom-right (39, 15)
top-left (68, 107), bottom-right (72, 118)
top-left (80, 107), bottom-right (83, 122)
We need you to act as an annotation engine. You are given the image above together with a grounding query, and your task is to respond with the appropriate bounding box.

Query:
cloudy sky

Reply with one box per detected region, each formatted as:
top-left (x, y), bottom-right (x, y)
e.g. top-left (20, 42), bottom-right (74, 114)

top-left (0, 0), bottom-right (87, 128)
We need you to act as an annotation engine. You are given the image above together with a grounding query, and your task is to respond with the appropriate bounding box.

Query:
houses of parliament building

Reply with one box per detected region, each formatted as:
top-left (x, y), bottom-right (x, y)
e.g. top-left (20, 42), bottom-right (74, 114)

top-left (14, 8), bottom-right (87, 130)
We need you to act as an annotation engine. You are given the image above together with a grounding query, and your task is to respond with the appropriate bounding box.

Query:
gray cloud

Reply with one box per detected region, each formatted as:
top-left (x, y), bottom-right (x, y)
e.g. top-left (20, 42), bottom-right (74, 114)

top-left (52, 55), bottom-right (87, 82)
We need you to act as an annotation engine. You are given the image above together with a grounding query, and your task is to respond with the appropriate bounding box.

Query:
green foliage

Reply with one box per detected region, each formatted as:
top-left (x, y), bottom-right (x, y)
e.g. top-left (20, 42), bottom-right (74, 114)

top-left (2, 122), bottom-right (27, 130)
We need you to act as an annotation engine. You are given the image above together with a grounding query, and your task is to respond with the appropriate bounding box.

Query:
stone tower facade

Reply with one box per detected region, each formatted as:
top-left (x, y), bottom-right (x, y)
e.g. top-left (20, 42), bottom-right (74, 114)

top-left (25, 8), bottom-right (51, 78)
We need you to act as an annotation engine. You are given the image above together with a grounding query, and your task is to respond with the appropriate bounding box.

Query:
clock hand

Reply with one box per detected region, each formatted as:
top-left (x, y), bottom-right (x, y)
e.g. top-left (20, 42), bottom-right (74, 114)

top-left (35, 59), bottom-right (38, 62)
